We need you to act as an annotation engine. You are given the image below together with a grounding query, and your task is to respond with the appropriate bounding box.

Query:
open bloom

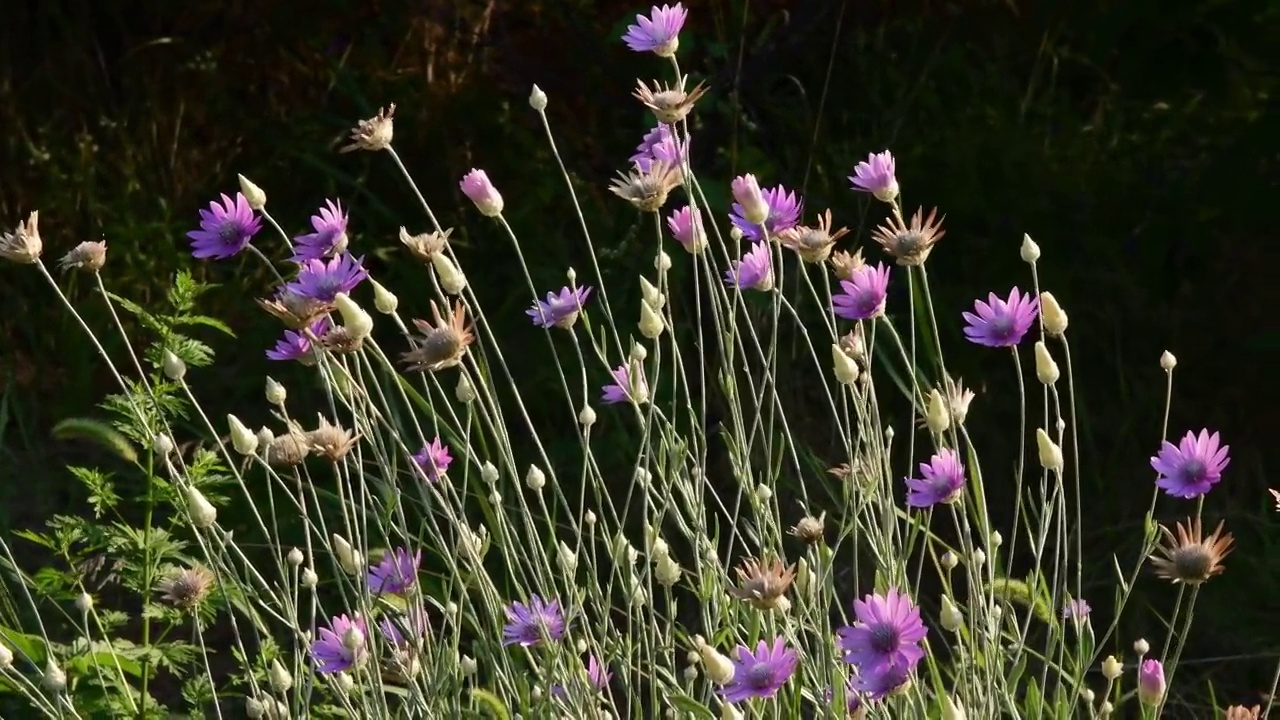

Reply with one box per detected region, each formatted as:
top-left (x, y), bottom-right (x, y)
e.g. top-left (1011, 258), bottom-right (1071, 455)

top-left (368, 547), bottom-right (420, 595)
top-left (413, 437), bottom-right (453, 482)
top-left (502, 596), bottom-right (567, 647)
top-left (293, 199), bottom-right (349, 261)
top-left (310, 613), bottom-right (368, 674)
top-left (961, 288), bottom-right (1038, 347)
top-left (1151, 429), bottom-right (1229, 499)
top-left (266, 318), bottom-right (331, 364)
top-left (667, 205), bottom-right (707, 252)
top-left (602, 362), bottom-right (648, 405)
top-left (188, 193), bottom-right (262, 259)
top-left (1149, 516), bottom-right (1234, 585)
top-left (848, 151), bottom-right (899, 203)
top-left (622, 3), bottom-right (687, 57)
top-left (729, 184), bottom-right (802, 241)
top-left (287, 253), bottom-right (368, 303)
top-left (904, 448), bottom-right (966, 508)
top-left (631, 124), bottom-right (687, 172)
top-left (724, 241), bottom-right (773, 291)
top-left (837, 589), bottom-right (927, 673)
top-left (528, 286), bottom-right (593, 329)
top-left (719, 637), bottom-right (798, 703)
top-left (831, 263), bottom-right (891, 320)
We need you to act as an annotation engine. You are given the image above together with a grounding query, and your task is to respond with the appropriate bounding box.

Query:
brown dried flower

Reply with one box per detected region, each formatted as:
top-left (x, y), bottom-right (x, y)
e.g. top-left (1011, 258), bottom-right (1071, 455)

top-left (306, 416), bottom-right (358, 461)
top-left (257, 291), bottom-right (334, 330)
top-left (0, 211), bottom-right (42, 264)
top-left (267, 429), bottom-right (311, 467)
top-left (728, 555), bottom-right (796, 610)
top-left (1223, 706), bottom-right (1261, 720)
top-left (318, 326), bottom-right (364, 355)
top-left (633, 78), bottom-right (710, 124)
top-left (341, 104), bottom-right (396, 153)
top-left (788, 512), bottom-right (826, 545)
top-left (401, 300), bottom-right (475, 373)
top-left (400, 226), bottom-right (453, 263)
top-left (871, 207), bottom-right (946, 266)
top-left (156, 564), bottom-right (215, 610)
top-left (1148, 516), bottom-right (1234, 585)
top-left (609, 161), bottom-right (683, 213)
top-left (58, 240), bottom-right (107, 272)
top-left (777, 210), bottom-right (850, 264)
top-left (828, 248), bottom-right (868, 282)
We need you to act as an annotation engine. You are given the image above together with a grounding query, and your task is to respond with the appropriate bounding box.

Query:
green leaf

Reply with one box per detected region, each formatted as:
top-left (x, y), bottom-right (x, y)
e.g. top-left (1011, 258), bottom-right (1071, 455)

top-left (666, 694), bottom-right (716, 719)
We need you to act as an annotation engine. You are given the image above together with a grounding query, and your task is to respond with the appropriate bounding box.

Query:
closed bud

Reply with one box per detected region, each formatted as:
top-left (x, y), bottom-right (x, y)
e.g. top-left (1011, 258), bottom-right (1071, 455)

top-left (183, 486), bottom-right (217, 529)
top-left (432, 253), bottom-right (467, 295)
top-left (1019, 233), bottom-right (1040, 263)
top-left (1102, 655), bottom-right (1123, 681)
top-left (525, 465), bottom-right (546, 491)
top-left (557, 541), bottom-right (578, 573)
top-left (455, 373), bottom-right (476, 404)
top-left (42, 658), bottom-right (66, 692)
top-left (460, 654), bottom-right (478, 676)
top-left (1138, 659), bottom-right (1165, 706)
top-left (481, 461), bottom-right (499, 485)
top-left (269, 659), bottom-right (293, 692)
top-left (227, 414), bottom-right (258, 455)
top-left (640, 276), bottom-right (664, 308)
top-left (1034, 341), bottom-right (1060, 385)
top-left (75, 592), bottom-right (93, 614)
top-left (238, 174), bottom-right (267, 210)
top-left (654, 250), bottom-right (672, 273)
top-left (697, 641), bottom-right (736, 684)
top-left (301, 568), bottom-right (318, 587)
top-left (941, 551), bottom-right (959, 570)
top-left (578, 404), bottom-right (597, 427)
top-left (832, 344), bottom-right (860, 385)
top-left (1036, 428), bottom-right (1063, 472)
top-left (731, 175), bottom-right (769, 226)
top-left (153, 433), bottom-right (175, 456)
top-left (655, 554), bottom-right (682, 586)
top-left (529, 84), bottom-right (547, 111)
top-left (162, 350), bottom-right (186, 381)
top-left (719, 701), bottom-right (745, 720)
top-left (942, 695), bottom-right (967, 720)
top-left (286, 547), bottom-right (304, 566)
top-left (1159, 351), bottom-right (1177, 371)
top-left (925, 388), bottom-right (950, 433)
top-left (333, 292), bottom-right (373, 341)
top-left (370, 278), bottom-right (399, 314)
top-left (331, 534), bottom-right (363, 575)
top-left (940, 594), bottom-right (963, 632)
top-left (1039, 291), bottom-right (1068, 336)
top-left (1134, 638), bottom-right (1150, 656)
top-left (639, 300), bottom-right (665, 339)
top-left (0, 643), bottom-right (15, 670)
top-left (265, 376), bottom-right (287, 406)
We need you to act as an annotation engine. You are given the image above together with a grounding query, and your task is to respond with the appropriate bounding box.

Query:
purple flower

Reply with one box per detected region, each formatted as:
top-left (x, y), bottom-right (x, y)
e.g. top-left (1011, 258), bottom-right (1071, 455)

top-left (836, 588), bottom-right (927, 673)
top-left (1151, 429), bottom-right (1229, 499)
top-left (379, 608), bottom-right (430, 647)
top-left (187, 192), bottom-right (262, 259)
top-left (631, 124), bottom-right (687, 172)
top-left (904, 448), bottom-right (967, 508)
top-left (848, 151), bottom-right (899, 203)
top-left (729, 184), bottom-right (802, 242)
top-left (824, 675), bottom-right (864, 714)
top-left (266, 318), bottom-right (331, 363)
top-left (293, 199), bottom-right (350, 262)
top-left (368, 547), bottom-right (421, 595)
top-left (527, 286), bottom-right (593, 329)
top-left (286, 253), bottom-right (368, 303)
top-left (602, 363), bottom-right (648, 405)
top-left (460, 169), bottom-right (504, 217)
top-left (667, 205), bottom-right (706, 252)
top-left (724, 241), bottom-right (773, 291)
top-left (310, 613), bottom-right (368, 674)
top-left (622, 3), bottom-right (687, 57)
top-left (1062, 598), bottom-right (1091, 624)
top-left (831, 263), bottom-right (891, 320)
top-left (502, 595), bottom-right (567, 647)
top-left (719, 637), bottom-right (797, 703)
top-left (961, 288), bottom-right (1038, 348)
top-left (850, 662), bottom-right (912, 701)
top-left (1138, 659), bottom-right (1165, 706)
top-left (587, 655), bottom-right (612, 690)
top-left (413, 437), bottom-right (453, 483)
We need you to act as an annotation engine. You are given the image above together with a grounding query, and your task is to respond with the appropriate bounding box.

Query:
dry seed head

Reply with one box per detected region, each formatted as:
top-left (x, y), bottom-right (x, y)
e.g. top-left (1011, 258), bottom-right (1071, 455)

top-left (306, 416), bottom-right (358, 461)
top-left (267, 429), bottom-right (311, 467)
top-left (610, 161), bottom-right (683, 213)
top-left (777, 209), bottom-right (850, 264)
top-left (400, 226), bottom-right (453, 262)
top-left (728, 555), bottom-right (797, 610)
top-left (341, 104), bottom-right (396, 153)
top-left (633, 78), bottom-right (710, 125)
top-left (871, 207), bottom-right (946, 266)
top-left (788, 512), bottom-right (826, 545)
top-left (1224, 706), bottom-right (1262, 720)
top-left (0, 211), bottom-right (42, 264)
top-left (58, 240), bottom-right (107, 272)
top-left (318, 326), bottom-right (365, 355)
top-left (156, 564), bottom-right (216, 610)
top-left (1148, 516), bottom-right (1234, 585)
top-left (401, 300), bottom-right (475, 372)
top-left (257, 292), bottom-right (333, 330)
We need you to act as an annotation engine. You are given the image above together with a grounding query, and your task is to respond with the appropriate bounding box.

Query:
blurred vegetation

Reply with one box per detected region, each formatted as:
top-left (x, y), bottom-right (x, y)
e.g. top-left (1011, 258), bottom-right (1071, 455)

top-left (0, 0), bottom-right (1276, 714)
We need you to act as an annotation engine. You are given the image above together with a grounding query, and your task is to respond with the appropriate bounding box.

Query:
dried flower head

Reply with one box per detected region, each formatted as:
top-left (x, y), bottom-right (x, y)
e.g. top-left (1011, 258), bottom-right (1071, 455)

top-left (317, 325), bottom-right (365, 355)
top-left (609, 161), bottom-right (683, 212)
top-left (401, 301), bottom-right (474, 372)
top-left (728, 555), bottom-right (797, 610)
top-left (267, 429), bottom-right (311, 467)
top-left (1224, 705), bottom-right (1261, 720)
top-left (341, 104), bottom-right (395, 153)
top-left (400, 226), bottom-right (453, 262)
top-left (828, 248), bottom-right (866, 282)
top-left (871, 207), bottom-right (946, 266)
top-left (1270, 488), bottom-right (1280, 511)
top-left (1, 211), bottom-right (42, 264)
top-left (156, 564), bottom-right (215, 610)
top-left (1148, 517), bottom-right (1234, 585)
top-left (776, 210), bottom-right (850, 264)
top-left (58, 240), bottom-right (107, 272)
top-left (789, 513), bottom-right (826, 545)
top-left (633, 78), bottom-right (709, 125)
top-left (257, 291), bottom-right (334, 330)
top-left (307, 416), bottom-right (358, 461)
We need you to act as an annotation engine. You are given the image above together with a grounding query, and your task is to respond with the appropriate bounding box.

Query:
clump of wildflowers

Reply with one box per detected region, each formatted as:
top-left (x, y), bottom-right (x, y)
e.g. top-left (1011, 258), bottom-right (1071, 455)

top-left (831, 263), bottom-right (891, 321)
top-left (286, 253), bottom-right (368, 303)
top-left (368, 547), bottom-right (421, 596)
top-left (412, 438), bottom-right (453, 483)
top-left (728, 182), bottom-right (802, 241)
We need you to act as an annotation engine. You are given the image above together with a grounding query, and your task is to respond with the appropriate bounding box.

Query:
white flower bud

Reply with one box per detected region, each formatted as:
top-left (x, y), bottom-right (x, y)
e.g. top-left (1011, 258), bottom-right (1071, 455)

top-left (639, 300), bottom-right (665, 339)
top-left (525, 465), bottom-right (546, 491)
top-left (370, 278), bottom-right (399, 314)
top-left (446, 601), bottom-right (459, 616)
top-left (942, 695), bottom-right (967, 720)
top-left (265, 376), bottom-right (287, 406)
top-left (255, 426), bottom-right (274, 449)
top-left (152, 433), bottom-right (175, 456)
top-left (455, 373), bottom-right (476, 403)
top-left (227, 414), bottom-right (258, 455)
top-left (335, 671), bottom-right (355, 693)
top-left (333, 292), bottom-right (373, 341)
top-left (1036, 428), bottom-right (1063, 472)
top-left (941, 551), bottom-right (959, 570)
top-left (731, 175), bottom-right (769, 226)
top-left (184, 486), bottom-right (217, 529)
top-left (1134, 638), bottom-right (1150, 656)
top-left (655, 554), bottom-right (682, 586)
top-left (926, 388), bottom-right (950, 434)
top-left (630, 342), bottom-right (648, 362)
top-left (1081, 688), bottom-right (1095, 704)
top-left (432, 253), bottom-right (467, 295)
top-left (578, 404), bottom-right (597, 427)
top-left (971, 549), bottom-right (986, 568)
top-left (42, 658), bottom-right (66, 692)
top-left (162, 349), bottom-right (186, 381)
top-left (1034, 341), bottom-right (1060, 385)
top-left (584, 510), bottom-right (596, 526)
top-left (481, 461), bottom-right (499, 485)
top-left (557, 541), bottom-right (578, 573)
top-left (832, 344), bottom-right (859, 385)
top-left (245, 697), bottom-right (266, 719)
top-left (269, 659), bottom-right (293, 692)
top-left (654, 250), bottom-right (672, 273)
top-left (1020, 233), bottom-right (1040, 263)
top-left (1102, 655), bottom-right (1123, 681)
top-left (794, 557), bottom-right (812, 598)
top-left (640, 276), bottom-right (664, 308)
top-left (529, 84), bottom-right (547, 111)
top-left (331, 534), bottom-right (363, 575)
top-left (460, 654), bottom-right (478, 676)
top-left (341, 625), bottom-right (364, 652)
top-left (286, 547), bottom-right (304, 566)
top-left (990, 530), bottom-right (1003, 549)
top-left (756, 483), bottom-right (772, 501)
top-left (1159, 351), bottom-right (1177, 371)
top-left (0, 643), bottom-right (13, 670)
top-left (75, 592), bottom-right (93, 614)
top-left (697, 642), bottom-right (736, 684)
top-left (1040, 291), bottom-right (1068, 336)
top-left (719, 701), bottom-right (745, 720)
top-left (238, 174), bottom-right (267, 210)
top-left (940, 594), bottom-right (963, 632)
top-left (301, 568), bottom-right (318, 587)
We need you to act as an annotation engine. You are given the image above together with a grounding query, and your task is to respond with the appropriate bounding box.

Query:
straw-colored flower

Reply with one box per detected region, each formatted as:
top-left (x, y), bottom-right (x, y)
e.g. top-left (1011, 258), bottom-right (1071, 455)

top-left (401, 301), bottom-right (475, 372)
top-left (1148, 516), bottom-right (1234, 585)
top-left (728, 555), bottom-right (796, 610)
top-left (341, 104), bottom-right (396, 153)
top-left (871, 207), bottom-right (946, 266)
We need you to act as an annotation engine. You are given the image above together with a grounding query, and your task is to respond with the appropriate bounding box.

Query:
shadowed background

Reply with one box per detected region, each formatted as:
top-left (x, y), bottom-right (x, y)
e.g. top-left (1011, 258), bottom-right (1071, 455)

top-left (0, 0), bottom-right (1276, 714)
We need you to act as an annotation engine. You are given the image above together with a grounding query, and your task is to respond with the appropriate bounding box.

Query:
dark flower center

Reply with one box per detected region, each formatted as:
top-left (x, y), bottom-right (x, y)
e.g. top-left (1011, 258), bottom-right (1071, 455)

top-left (745, 663), bottom-right (775, 690)
top-left (869, 623), bottom-right (900, 654)
top-left (1171, 547), bottom-right (1212, 581)
top-left (989, 316), bottom-right (1015, 339)
top-left (1180, 459), bottom-right (1206, 482)
top-left (218, 221), bottom-right (241, 243)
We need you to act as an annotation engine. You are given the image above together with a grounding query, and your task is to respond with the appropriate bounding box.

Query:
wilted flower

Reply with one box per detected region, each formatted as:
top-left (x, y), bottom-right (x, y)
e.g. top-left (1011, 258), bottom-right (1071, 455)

top-left (528, 286), bottom-right (593, 329)
top-left (870, 207), bottom-right (945, 266)
top-left (399, 226), bottom-right (453, 262)
top-left (460, 169), bottom-right (504, 217)
top-left (156, 564), bottom-right (215, 610)
top-left (1137, 659), bottom-right (1165, 706)
top-left (502, 596), bottom-right (567, 647)
top-left (0, 211), bottom-right (42, 264)
top-left (310, 614), bottom-right (368, 673)
top-left (306, 416), bottom-right (358, 461)
top-left (622, 3), bottom-right (687, 57)
top-left (602, 362), bottom-right (649, 405)
top-left (631, 124), bottom-right (687, 172)
top-left (667, 205), bottom-right (707, 252)
top-left (266, 428), bottom-right (311, 467)
top-left (1149, 516), bottom-right (1234, 585)
top-left (828, 248), bottom-right (867, 282)
top-left (904, 448), bottom-right (966, 508)
top-left (412, 437), bottom-right (453, 483)
top-left (257, 289), bottom-right (333, 330)
top-left (728, 555), bottom-right (797, 610)
top-left (633, 78), bottom-right (710, 125)
top-left (609, 161), bottom-right (683, 212)
top-left (187, 193), bottom-right (262, 260)
top-left (1224, 706), bottom-right (1262, 719)
top-left (368, 547), bottom-right (421, 595)
top-left (724, 242), bottom-right (773, 291)
top-left (788, 512), bottom-right (826, 545)
top-left (962, 288), bottom-right (1039, 347)
top-left (401, 301), bottom-right (474, 372)
top-left (1270, 488), bottom-right (1280, 511)
top-left (837, 589), bottom-right (927, 673)
top-left (286, 253), bottom-right (368, 303)
top-left (831, 263), bottom-right (891, 320)
top-left (943, 376), bottom-right (976, 426)
top-left (719, 638), bottom-right (798, 703)
top-left (340, 104), bottom-right (395, 153)
top-left (293, 199), bottom-right (349, 261)
top-left (58, 240), bottom-right (107, 272)
top-left (1151, 429), bottom-right (1229, 499)
top-left (776, 209), bottom-right (850, 263)
top-left (266, 318), bottom-right (330, 364)
top-left (729, 184), bottom-right (802, 242)
top-left (848, 151), bottom-right (899, 203)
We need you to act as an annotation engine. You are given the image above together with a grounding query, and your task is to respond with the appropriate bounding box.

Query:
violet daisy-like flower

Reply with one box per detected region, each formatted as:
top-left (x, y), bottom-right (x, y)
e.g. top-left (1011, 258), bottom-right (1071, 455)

top-left (904, 448), bottom-right (967, 508)
top-left (719, 637), bottom-right (798, 703)
top-left (849, 150), bottom-right (899, 203)
top-left (293, 199), bottom-right (350, 262)
top-left (850, 662), bottom-right (912, 701)
top-left (266, 318), bottom-right (331, 364)
top-left (836, 588), bottom-right (928, 673)
top-left (602, 362), bottom-right (649, 405)
top-left (367, 547), bottom-right (421, 595)
top-left (831, 262), bottom-right (891, 320)
top-left (502, 596), bottom-right (567, 647)
top-left (286, 253), bottom-right (368, 303)
top-left (527, 286), bottom-right (593, 329)
top-left (631, 124), bottom-right (688, 172)
top-left (961, 288), bottom-right (1038, 348)
top-left (667, 205), bottom-right (707, 253)
top-left (729, 184), bottom-right (802, 241)
top-left (1151, 429), bottom-right (1230, 499)
top-left (187, 192), bottom-right (262, 260)
top-left (412, 437), bottom-right (452, 483)
top-left (724, 241), bottom-right (774, 291)
top-left (310, 613), bottom-right (368, 674)
top-left (622, 3), bottom-right (687, 57)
